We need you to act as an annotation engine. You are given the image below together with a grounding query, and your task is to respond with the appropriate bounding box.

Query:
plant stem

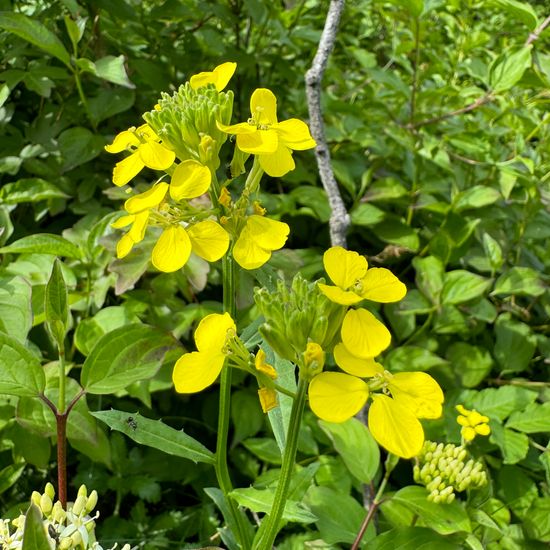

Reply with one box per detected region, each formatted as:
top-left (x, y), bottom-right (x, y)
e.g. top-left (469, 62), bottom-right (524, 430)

top-left (56, 413), bottom-right (68, 508)
top-left (216, 254), bottom-right (252, 549)
top-left (58, 346), bottom-right (66, 414)
top-left (72, 68), bottom-right (96, 130)
top-left (253, 376), bottom-right (308, 550)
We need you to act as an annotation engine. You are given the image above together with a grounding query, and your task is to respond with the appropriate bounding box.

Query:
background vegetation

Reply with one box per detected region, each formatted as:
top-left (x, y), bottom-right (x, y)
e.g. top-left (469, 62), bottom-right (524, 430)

top-left (0, 0), bottom-right (548, 548)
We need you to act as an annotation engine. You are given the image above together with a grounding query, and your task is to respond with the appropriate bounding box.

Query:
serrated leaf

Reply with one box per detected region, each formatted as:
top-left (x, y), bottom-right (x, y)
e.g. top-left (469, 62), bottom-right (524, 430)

top-left (490, 422), bottom-right (529, 464)
top-left (319, 418), bottom-right (380, 484)
top-left (0, 12), bottom-right (71, 67)
top-left (441, 270), bottom-right (491, 305)
top-left (91, 409), bottom-right (214, 464)
top-left (0, 234), bottom-right (82, 259)
top-left (390, 486), bottom-right (471, 534)
top-left (0, 333), bottom-right (45, 396)
top-left (473, 385), bottom-right (537, 421)
top-left (446, 343), bottom-right (493, 387)
top-left (94, 55), bottom-right (135, 88)
top-left (80, 324), bottom-right (179, 393)
top-left (22, 503), bottom-right (51, 550)
top-left (494, 314), bottom-right (536, 373)
top-left (0, 178), bottom-right (69, 204)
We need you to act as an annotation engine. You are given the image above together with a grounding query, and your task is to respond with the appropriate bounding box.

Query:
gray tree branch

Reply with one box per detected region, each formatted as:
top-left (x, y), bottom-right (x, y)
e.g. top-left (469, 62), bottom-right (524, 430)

top-left (305, 0), bottom-right (350, 248)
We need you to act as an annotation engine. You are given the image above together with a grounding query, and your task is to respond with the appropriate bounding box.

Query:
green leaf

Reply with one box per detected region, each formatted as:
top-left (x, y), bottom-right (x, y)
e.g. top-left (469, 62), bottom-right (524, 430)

top-left (413, 255), bottom-right (444, 304)
top-left (0, 333), bottom-right (45, 396)
top-left (390, 486), bottom-right (471, 534)
top-left (446, 343), bottom-right (493, 387)
top-left (319, 418), bottom-right (380, 483)
top-left (384, 0), bottom-right (424, 17)
top-left (441, 270), bottom-right (491, 305)
top-left (492, 267), bottom-right (546, 297)
top-left (453, 186), bottom-right (501, 212)
top-left (0, 276), bottom-right (32, 342)
top-left (473, 385), bottom-right (537, 421)
top-left (88, 88), bottom-right (135, 124)
top-left (290, 186), bottom-right (331, 222)
top-left (243, 438), bottom-right (282, 465)
top-left (494, 314), bottom-right (536, 373)
top-left (22, 503), bottom-right (51, 550)
top-left (0, 234), bottom-right (82, 259)
top-left (373, 219), bottom-right (420, 251)
top-left (489, 46), bottom-right (532, 93)
top-left (482, 233), bottom-right (503, 272)
top-left (386, 346), bottom-right (447, 373)
top-left (524, 498), bottom-right (550, 542)
top-left (497, 465), bottom-right (538, 519)
top-left (64, 15), bottom-right (86, 50)
top-left (490, 422), bottom-right (529, 464)
top-left (306, 485), bottom-right (375, 544)
top-left (81, 324), bottom-right (179, 394)
top-left (45, 258), bottom-right (68, 347)
top-left (350, 203), bottom-right (386, 226)
top-left (368, 527), bottom-right (463, 549)
top-left (0, 178), bottom-right (69, 204)
top-left (58, 127), bottom-right (105, 172)
top-left (506, 402), bottom-right (550, 433)
top-left (231, 390), bottom-right (264, 445)
top-left (91, 409), bottom-right (215, 464)
top-left (0, 12), bottom-right (71, 67)
top-left (94, 55), bottom-right (135, 88)
top-left (230, 487), bottom-right (317, 523)
top-left (490, 0), bottom-right (538, 30)
top-left (0, 462), bottom-right (25, 494)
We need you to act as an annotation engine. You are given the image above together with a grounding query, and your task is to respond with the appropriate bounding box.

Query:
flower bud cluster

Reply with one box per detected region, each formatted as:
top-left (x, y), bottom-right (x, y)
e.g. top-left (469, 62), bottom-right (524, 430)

top-left (254, 274), bottom-right (345, 365)
top-left (144, 83), bottom-right (233, 166)
top-left (413, 441), bottom-right (488, 503)
top-left (1, 484), bottom-right (133, 550)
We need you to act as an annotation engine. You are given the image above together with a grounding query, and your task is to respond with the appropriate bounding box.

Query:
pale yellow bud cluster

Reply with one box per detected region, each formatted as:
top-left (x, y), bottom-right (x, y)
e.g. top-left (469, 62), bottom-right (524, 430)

top-left (0, 484), bottom-right (133, 550)
top-left (413, 441), bottom-right (488, 503)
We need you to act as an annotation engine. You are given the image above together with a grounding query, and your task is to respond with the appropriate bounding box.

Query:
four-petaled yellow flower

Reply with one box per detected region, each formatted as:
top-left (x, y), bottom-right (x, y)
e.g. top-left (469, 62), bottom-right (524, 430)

top-left (105, 124), bottom-right (175, 187)
top-left (456, 404), bottom-right (491, 442)
top-left (190, 61), bottom-right (237, 92)
top-left (309, 367), bottom-right (443, 459)
top-left (233, 215), bottom-right (290, 270)
top-left (318, 247), bottom-right (407, 306)
top-left (173, 313), bottom-right (236, 393)
top-left (217, 88), bottom-right (316, 177)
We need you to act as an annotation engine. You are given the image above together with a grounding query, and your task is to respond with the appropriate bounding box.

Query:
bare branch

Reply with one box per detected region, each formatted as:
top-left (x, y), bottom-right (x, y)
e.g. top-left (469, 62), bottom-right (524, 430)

top-left (525, 15), bottom-right (550, 46)
top-left (305, 0), bottom-right (350, 248)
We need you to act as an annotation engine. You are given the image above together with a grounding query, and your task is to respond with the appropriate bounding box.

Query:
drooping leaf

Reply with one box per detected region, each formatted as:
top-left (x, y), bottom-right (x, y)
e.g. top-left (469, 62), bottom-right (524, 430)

top-left (0, 234), bottom-right (82, 259)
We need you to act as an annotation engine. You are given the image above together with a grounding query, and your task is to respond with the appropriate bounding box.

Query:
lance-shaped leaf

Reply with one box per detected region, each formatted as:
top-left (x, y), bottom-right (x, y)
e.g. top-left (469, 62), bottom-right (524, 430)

top-left (0, 234), bottom-right (82, 259)
top-left (22, 503), bottom-right (51, 550)
top-left (45, 258), bottom-right (68, 348)
top-left (0, 333), bottom-right (45, 396)
top-left (80, 324), bottom-right (180, 394)
top-left (91, 409), bottom-right (215, 464)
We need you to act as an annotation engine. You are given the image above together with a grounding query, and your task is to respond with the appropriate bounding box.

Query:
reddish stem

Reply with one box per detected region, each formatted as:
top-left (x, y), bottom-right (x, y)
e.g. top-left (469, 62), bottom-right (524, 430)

top-left (56, 413), bottom-right (68, 508)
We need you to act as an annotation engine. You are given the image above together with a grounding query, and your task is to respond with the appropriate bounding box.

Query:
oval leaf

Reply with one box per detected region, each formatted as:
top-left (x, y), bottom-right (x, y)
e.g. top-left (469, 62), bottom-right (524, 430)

top-left (0, 234), bottom-right (82, 259)
top-left (22, 503), bottom-right (51, 550)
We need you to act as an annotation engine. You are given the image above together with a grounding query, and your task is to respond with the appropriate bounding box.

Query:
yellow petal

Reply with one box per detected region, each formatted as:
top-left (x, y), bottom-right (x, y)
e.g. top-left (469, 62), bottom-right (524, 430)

top-left (323, 247), bottom-right (367, 290)
top-left (341, 308), bottom-right (392, 359)
top-left (151, 225), bottom-right (191, 272)
top-left (173, 350), bottom-right (225, 393)
top-left (308, 372), bottom-right (369, 423)
top-left (475, 424), bottom-right (491, 436)
top-left (258, 387), bottom-right (278, 413)
top-left (369, 394), bottom-right (424, 458)
top-left (233, 227), bottom-right (271, 270)
top-left (360, 268), bottom-right (407, 303)
top-left (333, 343), bottom-right (383, 377)
top-left (112, 152), bottom-right (144, 187)
top-left (111, 214), bottom-right (135, 229)
top-left (105, 130), bottom-right (140, 153)
top-left (124, 182), bottom-right (169, 214)
top-left (237, 129), bottom-right (278, 154)
top-left (138, 141), bottom-right (176, 170)
top-left (216, 121), bottom-right (257, 135)
top-left (389, 372), bottom-right (444, 420)
top-left (194, 312), bottom-right (236, 353)
top-left (246, 215), bottom-right (289, 250)
top-left (274, 119), bottom-right (316, 150)
top-left (461, 426), bottom-right (477, 441)
top-left (317, 283), bottom-right (363, 306)
top-left (170, 160), bottom-right (211, 201)
top-left (258, 143), bottom-right (295, 177)
top-left (187, 220), bottom-right (229, 262)
top-left (212, 61), bottom-right (237, 91)
top-left (127, 210), bottom-right (149, 243)
top-left (250, 88), bottom-right (278, 125)
top-left (116, 233), bottom-right (134, 259)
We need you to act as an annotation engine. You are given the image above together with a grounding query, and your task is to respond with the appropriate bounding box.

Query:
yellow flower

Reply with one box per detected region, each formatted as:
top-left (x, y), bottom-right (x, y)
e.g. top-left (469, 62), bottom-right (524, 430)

top-left (233, 215), bottom-right (289, 270)
top-left (255, 348), bottom-right (277, 379)
top-left (217, 88), bottom-right (316, 177)
top-left (258, 387), bottom-right (278, 413)
top-left (318, 246), bottom-right (407, 306)
top-left (309, 369), bottom-right (444, 458)
top-left (173, 313), bottom-right (235, 393)
top-left (456, 404), bottom-right (491, 442)
top-left (105, 124), bottom-right (176, 187)
top-left (189, 61), bottom-right (237, 92)
top-left (341, 308), bottom-right (392, 359)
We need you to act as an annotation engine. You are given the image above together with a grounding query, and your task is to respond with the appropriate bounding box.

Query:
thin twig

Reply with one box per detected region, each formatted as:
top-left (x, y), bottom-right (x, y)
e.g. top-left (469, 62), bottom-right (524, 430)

top-left (409, 17), bottom-right (421, 125)
top-left (525, 15), bottom-right (550, 46)
top-left (305, 0), bottom-right (350, 248)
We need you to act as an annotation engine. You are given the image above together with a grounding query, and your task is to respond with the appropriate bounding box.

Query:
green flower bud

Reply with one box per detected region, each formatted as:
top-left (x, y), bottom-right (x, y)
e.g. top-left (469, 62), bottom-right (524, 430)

top-left (259, 324), bottom-right (295, 362)
top-left (31, 491), bottom-right (41, 507)
top-left (85, 490), bottom-right (98, 514)
top-left (45, 482), bottom-right (55, 500)
top-left (72, 494), bottom-right (87, 516)
top-left (52, 501), bottom-right (66, 523)
top-left (77, 484), bottom-right (87, 498)
top-left (59, 538), bottom-right (72, 550)
top-left (40, 493), bottom-right (53, 515)
top-left (71, 530), bottom-right (82, 546)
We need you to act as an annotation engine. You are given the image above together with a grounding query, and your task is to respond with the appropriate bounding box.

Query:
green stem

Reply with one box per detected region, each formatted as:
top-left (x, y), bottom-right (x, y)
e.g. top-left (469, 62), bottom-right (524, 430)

top-left (72, 68), bottom-right (96, 130)
top-left (253, 376), bottom-right (308, 550)
top-left (215, 254), bottom-right (252, 549)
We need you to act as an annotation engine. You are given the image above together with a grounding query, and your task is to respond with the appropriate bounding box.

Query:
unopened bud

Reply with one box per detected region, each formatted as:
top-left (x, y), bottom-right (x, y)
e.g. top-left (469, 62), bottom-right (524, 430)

top-left (31, 491), bottom-right (41, 507)
top-left (77, 484), bottom-right (88, 498)
top-left (72, 495), bottom-right (87, 516)
top-left (40, 493), bottom-right (53, 515)
top-left (85, 490), bottom-right (98, 514)
top-left (45, 482), bottom-right (55, 500)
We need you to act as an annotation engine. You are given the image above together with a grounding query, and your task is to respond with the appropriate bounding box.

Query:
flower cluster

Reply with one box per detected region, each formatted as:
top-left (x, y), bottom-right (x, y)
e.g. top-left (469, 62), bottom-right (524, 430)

top-left (0, 483), bottom-right (132, 550)
top-left (456, 404), bottom-right (491, 442)
top-left (106, 62), bottom-right (315, 274)
top-left (413, 441), bottom-right (488, 503)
